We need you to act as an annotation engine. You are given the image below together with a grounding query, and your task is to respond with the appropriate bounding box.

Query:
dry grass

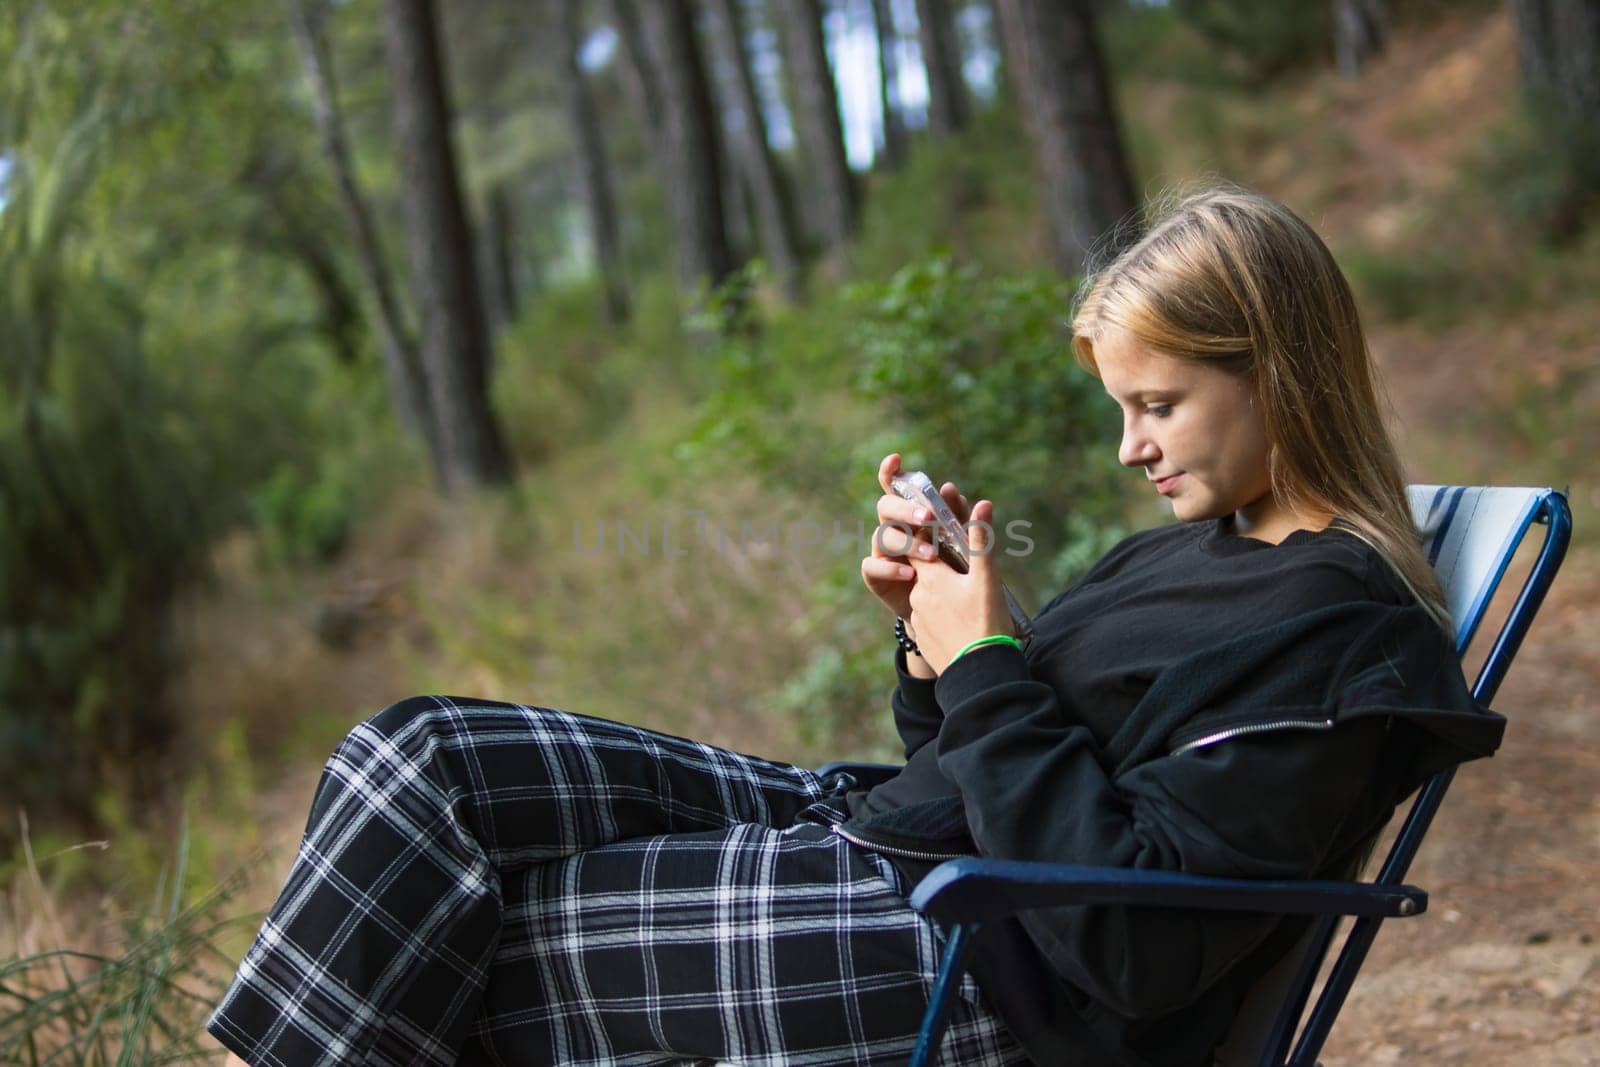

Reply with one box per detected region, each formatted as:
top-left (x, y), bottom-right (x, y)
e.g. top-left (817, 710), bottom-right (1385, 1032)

top-left (168, 387), bottom-right (853, 778)
top-left (1, 814), bottom-right (253, 1064)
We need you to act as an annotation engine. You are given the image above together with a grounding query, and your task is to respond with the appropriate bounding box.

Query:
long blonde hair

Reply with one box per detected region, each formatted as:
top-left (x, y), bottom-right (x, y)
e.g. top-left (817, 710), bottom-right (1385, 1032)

top-left (1070, 182), bottom-right (1450, 632)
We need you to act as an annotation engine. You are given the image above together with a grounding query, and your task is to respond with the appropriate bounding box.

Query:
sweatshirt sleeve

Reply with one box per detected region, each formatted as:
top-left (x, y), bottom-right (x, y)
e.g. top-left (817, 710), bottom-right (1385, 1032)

top-left (889, 646), bottom-right (944, 759)
top-left (932, 642), bottom-right (1393, 1020)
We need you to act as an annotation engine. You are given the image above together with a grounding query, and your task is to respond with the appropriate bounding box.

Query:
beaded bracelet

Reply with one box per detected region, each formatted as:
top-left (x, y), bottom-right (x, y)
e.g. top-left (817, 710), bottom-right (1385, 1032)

top-left (893, 616), bottom-right (921, 657)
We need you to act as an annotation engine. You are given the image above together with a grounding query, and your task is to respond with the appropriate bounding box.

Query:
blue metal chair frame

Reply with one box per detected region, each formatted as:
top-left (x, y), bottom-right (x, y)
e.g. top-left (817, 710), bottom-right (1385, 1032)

top-left (825, 486), bottom-right (1571, 1067)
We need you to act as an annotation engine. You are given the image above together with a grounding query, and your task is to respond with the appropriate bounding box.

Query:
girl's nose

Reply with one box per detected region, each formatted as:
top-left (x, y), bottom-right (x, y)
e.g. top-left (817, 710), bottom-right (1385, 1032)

top-left (1119, 422), bottom-right (1159, 468)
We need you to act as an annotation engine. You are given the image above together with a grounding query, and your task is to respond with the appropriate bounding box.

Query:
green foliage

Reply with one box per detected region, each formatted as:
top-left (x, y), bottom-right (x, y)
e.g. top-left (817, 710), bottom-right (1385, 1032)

top-left (1471, 90), bottom-right (1600, 246)
top-left (675, 263), bottom-right (867, 499)
top-left (852, 106), bottom-right (1041, 279)
top-left (1337, 245), bottom-right (1481, 330)
top-left (0, 825), bottom-right (255, 1065)
top-left (1495, 364), bottom-right (1597, 470)
top-left (847, 255), bottom-right (1130, 598)
top-left (250, 366), bottom-right (411, 568)
top-left (1167, 0), bottom-right (1331, 87)
top-left (679, 256), bottom-right (1131, 755)
top-left (250, 462), bottom-right (356, 567)
top-left (1101, 1), bottom-right (1241, 88)
top-left (771, 572), bottom-right (893, 759)
top-left (1104, 0), bottom-right (1333, 89)
top-left (0, 151), bottom-right (218, 827)
top-left (493, 280), bottom-right (639, 464)
top-left (0, 0), bottom-right (400, 831)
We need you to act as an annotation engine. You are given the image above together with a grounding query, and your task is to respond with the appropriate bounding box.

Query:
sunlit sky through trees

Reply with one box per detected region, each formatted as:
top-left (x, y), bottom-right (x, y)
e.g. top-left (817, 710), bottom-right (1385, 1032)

top-left (578, 0), bottom-right (1000, 171)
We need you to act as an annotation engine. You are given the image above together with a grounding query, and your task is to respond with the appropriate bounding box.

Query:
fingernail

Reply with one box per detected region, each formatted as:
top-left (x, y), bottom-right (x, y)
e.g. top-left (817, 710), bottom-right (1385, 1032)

top-left (916, 508), bottom-right (932, 522)
top-left (918, 544), bottom-right (935, 558)
top-left (898, 565), bottom-right (914, 579)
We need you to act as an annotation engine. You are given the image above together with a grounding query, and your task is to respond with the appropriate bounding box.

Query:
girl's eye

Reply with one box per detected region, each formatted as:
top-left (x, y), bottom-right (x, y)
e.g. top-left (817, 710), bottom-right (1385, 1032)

top-left (1148, 404), bottom-right (1173, 418)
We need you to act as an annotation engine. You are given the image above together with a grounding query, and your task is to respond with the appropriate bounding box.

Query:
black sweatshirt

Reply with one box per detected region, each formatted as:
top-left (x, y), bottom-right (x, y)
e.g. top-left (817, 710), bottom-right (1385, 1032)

top-left (835, 518), bottom-right (1505, 1066)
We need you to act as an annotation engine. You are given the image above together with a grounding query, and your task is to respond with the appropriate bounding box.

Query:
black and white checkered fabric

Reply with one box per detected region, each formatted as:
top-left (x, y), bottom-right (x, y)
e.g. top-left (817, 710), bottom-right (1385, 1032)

top-left (208, 696), bottom-right (1026, 1065)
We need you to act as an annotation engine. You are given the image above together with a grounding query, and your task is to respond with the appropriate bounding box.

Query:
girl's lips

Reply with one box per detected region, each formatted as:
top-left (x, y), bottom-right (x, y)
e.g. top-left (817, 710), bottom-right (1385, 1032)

top-left (1155, 473), bottom-right (1183, 495)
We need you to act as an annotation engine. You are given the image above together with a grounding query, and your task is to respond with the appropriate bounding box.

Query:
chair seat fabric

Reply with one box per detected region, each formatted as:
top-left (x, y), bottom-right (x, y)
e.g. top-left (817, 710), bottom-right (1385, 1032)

top-left (1407, 485), bottom-right (1548, 652)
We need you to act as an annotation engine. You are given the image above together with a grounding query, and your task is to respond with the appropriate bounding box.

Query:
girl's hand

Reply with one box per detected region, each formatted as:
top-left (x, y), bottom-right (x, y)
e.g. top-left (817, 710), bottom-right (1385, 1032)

top-left (860, 452), bottom-right (970, 622)
top-left (905, 498), bottom-right (1014, 675)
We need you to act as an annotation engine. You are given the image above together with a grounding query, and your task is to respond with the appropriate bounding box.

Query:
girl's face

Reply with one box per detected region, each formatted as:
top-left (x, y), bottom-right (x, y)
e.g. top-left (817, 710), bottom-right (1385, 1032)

top-left (1091, 327), bottom-right (1306, 542)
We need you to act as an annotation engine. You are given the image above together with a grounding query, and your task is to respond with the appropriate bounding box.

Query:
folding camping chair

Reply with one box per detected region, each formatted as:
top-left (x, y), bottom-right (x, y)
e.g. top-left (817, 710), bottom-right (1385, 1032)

top-left (823, 484), bottom-right (1572, 1067)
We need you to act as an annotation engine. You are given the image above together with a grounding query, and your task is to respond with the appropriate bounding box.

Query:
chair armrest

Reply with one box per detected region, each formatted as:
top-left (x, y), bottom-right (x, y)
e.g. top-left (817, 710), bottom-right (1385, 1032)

top-left (909, 857), bottom-right (1426, 924)
top-left (814, 761), bottom-right (903, 791)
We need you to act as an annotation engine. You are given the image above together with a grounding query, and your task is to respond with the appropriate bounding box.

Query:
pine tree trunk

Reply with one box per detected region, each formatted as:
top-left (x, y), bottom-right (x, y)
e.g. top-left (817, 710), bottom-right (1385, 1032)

top-left (1333, 0), bottom-right (1387, 79)
top-left (484, 183), bottom-right (521, 329)
top-left (705, 0), bottom-right (803, 295)
top-left (777, 0), bottom-right (857, 258)
top-left (283, 0), bottom-right (434, 449)
top-left (995, 0), bottom-right (1136, 276)
top-left (381, 0), bottom-right (513, 492)
top-left (916, 0), bottom-right (968, 136)
top-left (637, 0), bottom-right (736, 290)
top-left (1513, 0), bottom-right (1600, 126)
top-left (608, 0), bottom-right (665, 158)
top-left (550, 0), bottom-right (630, 323)
top-left (722, 152), bottom-right (754, 265)
top-left (872, 0), bottom-right (909, 168)
top-left (977, 0), bottom-right (1013, 102)
top-left (1511, 0), bottom-right (1600, 239)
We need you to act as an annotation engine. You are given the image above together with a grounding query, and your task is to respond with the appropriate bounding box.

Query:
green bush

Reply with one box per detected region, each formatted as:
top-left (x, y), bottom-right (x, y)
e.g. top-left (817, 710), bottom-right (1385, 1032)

top-left (0, 262), bottom-right (216, 830)
top-left (0, 6), bottom-right (387, 834)
top-left (847, 255), bottom-right (1130, 598)
top-left (852, 106), bottom-right (1041, 280)
top-left (494, 279), bottom-right (644, 464)
top-left (1471, 90), bottom-right (1600, 247)
top-left (1102, 1), bottom-right (1241, 88)
top-left (678, 256), bottom-right (1131, 757)
top-left (0, 211), bottom-right (370, 837)
top-left (248, 366), bottom-right (408, 568)
top-left (675, 262), bottom-right (866, 499)
top-left (1103, 0), bottom-right (1336, 89)
top-left (1337, 245), bottom-right (1482, 330)
top-left (1167, 0), bottom-right (1331, 87)
top-left (250, 462), bottom-right (355, 566)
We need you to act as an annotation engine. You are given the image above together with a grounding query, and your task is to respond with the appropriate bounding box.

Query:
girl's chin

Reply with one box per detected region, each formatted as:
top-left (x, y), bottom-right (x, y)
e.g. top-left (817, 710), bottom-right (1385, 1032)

top-left (1169, 497), bottom-right (1224, 524)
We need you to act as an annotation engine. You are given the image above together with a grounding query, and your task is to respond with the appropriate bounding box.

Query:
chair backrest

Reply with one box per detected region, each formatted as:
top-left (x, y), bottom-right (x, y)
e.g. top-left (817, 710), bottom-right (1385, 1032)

top-left (1217, 485), bottom-right (1572, 1067)
top-left (1409, 485), bottom-right (1564, 657)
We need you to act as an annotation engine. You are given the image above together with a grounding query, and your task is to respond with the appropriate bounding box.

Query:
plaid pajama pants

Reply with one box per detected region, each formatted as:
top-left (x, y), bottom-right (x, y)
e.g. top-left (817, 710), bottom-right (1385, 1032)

top-left (208, 696), bottom-right (1028, 1066)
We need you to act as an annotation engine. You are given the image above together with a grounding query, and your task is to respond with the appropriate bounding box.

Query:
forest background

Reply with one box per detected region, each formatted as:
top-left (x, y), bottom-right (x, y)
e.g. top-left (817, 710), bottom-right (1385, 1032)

top-left (2, 0), bottom-right (1598, 1061)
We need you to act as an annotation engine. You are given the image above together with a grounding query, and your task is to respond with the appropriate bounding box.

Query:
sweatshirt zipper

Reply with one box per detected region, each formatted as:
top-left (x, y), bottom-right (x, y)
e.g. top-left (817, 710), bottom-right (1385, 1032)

top-left (1169, 717), bottom-right (1335, 757)
top-left (829, 823), bottom-right (970, 862)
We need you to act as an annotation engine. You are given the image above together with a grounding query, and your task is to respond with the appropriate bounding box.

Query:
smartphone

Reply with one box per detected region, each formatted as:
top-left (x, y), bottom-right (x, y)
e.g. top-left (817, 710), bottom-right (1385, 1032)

top-left (890, 470), bottom-right (971, 573)
top-left (889, 469), bottom-right (1035, 648)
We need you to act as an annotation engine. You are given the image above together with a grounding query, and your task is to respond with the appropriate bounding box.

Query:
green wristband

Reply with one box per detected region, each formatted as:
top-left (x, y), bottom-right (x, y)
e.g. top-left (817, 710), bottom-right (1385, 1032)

top-left (950, 634), bottom-right (1023, 664)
